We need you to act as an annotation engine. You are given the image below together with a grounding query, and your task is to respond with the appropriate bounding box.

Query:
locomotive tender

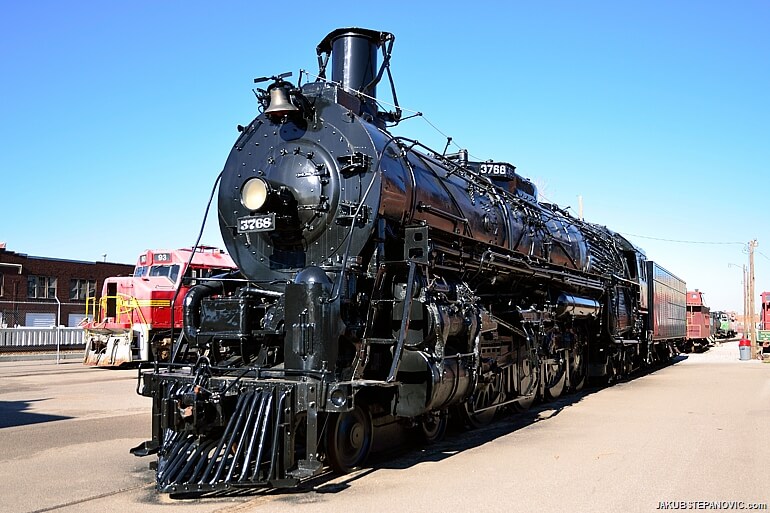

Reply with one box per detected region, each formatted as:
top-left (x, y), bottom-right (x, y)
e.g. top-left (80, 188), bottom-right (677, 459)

top-left (133, 28), bottom-right (685, 493)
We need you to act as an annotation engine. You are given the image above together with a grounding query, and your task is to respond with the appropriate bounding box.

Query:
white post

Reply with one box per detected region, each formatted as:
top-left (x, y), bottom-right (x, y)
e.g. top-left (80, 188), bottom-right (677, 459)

top-left (578, 195), bottom-right (584, 221)
top-left (54, 294), bottom-right (61, 364)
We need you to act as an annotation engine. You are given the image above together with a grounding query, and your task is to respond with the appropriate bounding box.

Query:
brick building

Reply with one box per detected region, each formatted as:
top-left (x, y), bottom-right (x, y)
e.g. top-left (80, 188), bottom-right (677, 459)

top-left (0, 243), bottom-right (134, 327)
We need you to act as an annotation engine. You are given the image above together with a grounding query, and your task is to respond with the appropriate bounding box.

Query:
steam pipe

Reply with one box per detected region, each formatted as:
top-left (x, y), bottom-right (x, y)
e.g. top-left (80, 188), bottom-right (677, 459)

top-left (183, 282), bottom-right (221, 344)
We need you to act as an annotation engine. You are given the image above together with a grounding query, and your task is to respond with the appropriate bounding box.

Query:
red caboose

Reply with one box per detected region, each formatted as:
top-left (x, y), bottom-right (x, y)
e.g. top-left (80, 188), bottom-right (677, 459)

top-left (82, 247), bottom-right (236, 366)
top-left (686, 289), bottom-right (712, 351)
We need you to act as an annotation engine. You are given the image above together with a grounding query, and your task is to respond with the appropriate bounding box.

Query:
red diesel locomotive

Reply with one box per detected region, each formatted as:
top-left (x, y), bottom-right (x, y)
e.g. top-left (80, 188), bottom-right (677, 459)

top-left (82, 247), bottom-right (236, 367)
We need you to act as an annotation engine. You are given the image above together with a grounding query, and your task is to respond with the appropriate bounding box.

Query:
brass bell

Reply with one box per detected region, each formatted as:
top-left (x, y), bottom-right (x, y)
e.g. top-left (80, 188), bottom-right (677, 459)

top-left (264, 86), bottom-right (299, 117)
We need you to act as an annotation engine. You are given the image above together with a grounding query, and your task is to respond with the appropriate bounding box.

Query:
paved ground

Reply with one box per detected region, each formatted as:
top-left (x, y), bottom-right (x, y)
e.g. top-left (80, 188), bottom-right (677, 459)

top-left (0, 342), bottom-right (767, 513)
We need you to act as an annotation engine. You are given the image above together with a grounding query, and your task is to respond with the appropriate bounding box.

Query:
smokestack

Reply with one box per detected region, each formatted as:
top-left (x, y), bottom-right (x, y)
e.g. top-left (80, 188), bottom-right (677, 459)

top-left (317, 28), bottom-right (392, 116)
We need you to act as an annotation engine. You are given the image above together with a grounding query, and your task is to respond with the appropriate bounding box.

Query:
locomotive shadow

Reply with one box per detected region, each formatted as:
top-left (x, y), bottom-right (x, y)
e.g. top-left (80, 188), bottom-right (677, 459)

top-left (361, 387), bottom-right (601, 474)
top-left (314, 359), bottom-right (683, 492)
top-left (0, 399), bottom-right (71, 428)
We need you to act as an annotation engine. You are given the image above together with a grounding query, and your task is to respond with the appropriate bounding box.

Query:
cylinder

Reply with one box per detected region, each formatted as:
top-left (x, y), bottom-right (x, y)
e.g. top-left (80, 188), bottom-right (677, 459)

top-left (393, 349), bottom-right (473, 417)
top-left (425, 357), bottom-right (473, 411)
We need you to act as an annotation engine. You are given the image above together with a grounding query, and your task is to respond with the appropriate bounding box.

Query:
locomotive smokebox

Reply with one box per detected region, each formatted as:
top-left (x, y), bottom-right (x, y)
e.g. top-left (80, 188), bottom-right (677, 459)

top-left (317, 28), bottom-right (392, 115)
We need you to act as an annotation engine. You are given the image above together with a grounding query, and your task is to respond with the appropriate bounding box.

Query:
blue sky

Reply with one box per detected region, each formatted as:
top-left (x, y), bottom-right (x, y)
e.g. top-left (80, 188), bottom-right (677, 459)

top-left (1, 1), bottom-right (767, 313)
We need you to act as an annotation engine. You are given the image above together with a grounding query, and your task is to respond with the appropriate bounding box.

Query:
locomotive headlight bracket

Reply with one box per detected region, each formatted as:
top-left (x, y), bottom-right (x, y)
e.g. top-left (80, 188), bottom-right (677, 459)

top-left (241, 177), bottom-right (270, 211)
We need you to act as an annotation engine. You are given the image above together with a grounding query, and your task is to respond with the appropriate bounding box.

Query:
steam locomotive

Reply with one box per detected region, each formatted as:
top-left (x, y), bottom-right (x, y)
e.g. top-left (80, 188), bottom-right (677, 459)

top-left (132, 27), bottom-right (684, 493)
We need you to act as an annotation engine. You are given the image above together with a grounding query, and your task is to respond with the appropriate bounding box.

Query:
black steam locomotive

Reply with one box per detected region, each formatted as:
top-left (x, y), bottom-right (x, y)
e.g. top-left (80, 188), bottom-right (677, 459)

top-left (132, 28), bottom-right (684, 493)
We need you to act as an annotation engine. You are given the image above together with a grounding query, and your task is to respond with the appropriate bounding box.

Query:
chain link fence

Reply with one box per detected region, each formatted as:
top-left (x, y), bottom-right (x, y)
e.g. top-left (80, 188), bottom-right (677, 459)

top-left (0, 300), bottom-right (90, 328)
top-left (0, 300), bottom-right (88, 351)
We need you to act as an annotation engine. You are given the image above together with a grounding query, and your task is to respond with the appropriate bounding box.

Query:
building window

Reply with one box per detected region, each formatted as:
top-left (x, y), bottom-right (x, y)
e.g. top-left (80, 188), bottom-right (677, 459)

top-left (70, 279), bottom-right (96, 301)
top-left (27, 275), bottom-right (57, 299)
top-left (0, 272), bottom-right (3, 297)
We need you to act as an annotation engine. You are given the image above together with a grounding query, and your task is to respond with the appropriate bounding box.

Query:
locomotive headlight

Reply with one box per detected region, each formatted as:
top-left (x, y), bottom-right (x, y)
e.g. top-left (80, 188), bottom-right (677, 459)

top-left (241, 178), bottom-right (270, 211)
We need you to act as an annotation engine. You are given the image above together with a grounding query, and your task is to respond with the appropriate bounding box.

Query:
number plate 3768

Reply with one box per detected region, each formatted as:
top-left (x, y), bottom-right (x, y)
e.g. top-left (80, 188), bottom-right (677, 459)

top-left (237, 214), bottom-right (276, 233)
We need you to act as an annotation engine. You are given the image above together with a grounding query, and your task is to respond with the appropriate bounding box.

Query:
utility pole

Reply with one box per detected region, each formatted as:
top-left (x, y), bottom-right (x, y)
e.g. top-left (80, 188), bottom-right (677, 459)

top-left (748, 239), bottom-right (758, 358)
top-left (743, 265), bottom-right (748, 339)
top-left (728, 262), bottom-right (748, 338)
